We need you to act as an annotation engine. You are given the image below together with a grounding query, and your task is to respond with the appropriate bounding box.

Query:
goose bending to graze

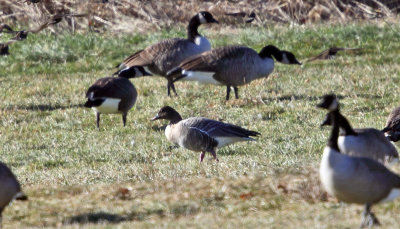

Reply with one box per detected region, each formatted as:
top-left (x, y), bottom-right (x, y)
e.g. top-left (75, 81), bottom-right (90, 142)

top-left (84, 77), bottom-right (137, 128)
top-left (151, 106), bottom-right (260, 162)
top-left (317, 95), bottom-right (400, 228)
top-left (167, 45), bottom-right (301, 100)
top-left (383, 106), bottom-right (400, 145)
top-left (319, 95), bottom-right (398, 166)
top-left (115, 11), bottom-right (219, 96)
top-left (0, 162), bottom-right (28, 226)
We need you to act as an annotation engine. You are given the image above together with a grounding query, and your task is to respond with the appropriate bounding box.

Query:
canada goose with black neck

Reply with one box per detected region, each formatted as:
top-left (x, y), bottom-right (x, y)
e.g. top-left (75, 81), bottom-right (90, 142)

top-left (319, 95), bottom-right (398, 166)
top-left (317, 94), bottom-right (400, 228)
top-left (84, 77), bottom-right (137, 128)
top-left (167, 45), bottom-right (301, 100)
top-left (151, 106), bottom-right (260, 162)
top-left (115, 11), bottom-right (219, 96)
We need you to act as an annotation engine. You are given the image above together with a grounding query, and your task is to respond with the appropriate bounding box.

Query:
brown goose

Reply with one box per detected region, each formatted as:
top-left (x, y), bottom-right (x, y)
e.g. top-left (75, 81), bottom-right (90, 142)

top-left (84, 77), bottom-right (137, 128)
top-left (319, 95), bottom-right (398, 166)
top-left (306, 47), bottom-right (361, 62)
top-left (383, 106), bottom-right (400, 145)
top-left (317, 95), bottom-right (400, 228)
top-left (115, 11), bottom-right (219, 96)
top-left (151, 106), bottom-right (260, 162)
top-left (167, 45), bottom-right (301, 100)
top-left (0, 162), bottom-right (27, 226)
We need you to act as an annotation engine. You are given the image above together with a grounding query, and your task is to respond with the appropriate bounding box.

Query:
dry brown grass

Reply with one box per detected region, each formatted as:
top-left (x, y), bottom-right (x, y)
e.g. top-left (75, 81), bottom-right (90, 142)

top-left (1, 0), bottom-right (399, 33)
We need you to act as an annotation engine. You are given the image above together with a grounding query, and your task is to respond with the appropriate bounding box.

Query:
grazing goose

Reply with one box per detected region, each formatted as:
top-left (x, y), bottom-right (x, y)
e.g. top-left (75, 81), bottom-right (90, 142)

top-left (0, 162), bottom-right (27, 226)
top-left (167, 45), bottom-right (301, 100)
top-left (84, 77), bottom-right (137, 128)
top-left (382, 106), bottom-right (400, 145)
top-left (115, 11), bottom-right (219, 96)
top-left (151, 106), bottom-right (260, 162)
top-left (317, 95), bottom-right (400, 228)
top-left (319, 95), bottom-right (398, 166)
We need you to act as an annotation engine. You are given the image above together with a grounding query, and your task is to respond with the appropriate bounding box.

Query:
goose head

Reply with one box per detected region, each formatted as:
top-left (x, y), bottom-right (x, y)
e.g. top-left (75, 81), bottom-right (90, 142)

top-left (197, 11), bottom-right (219, 24)
top-left (317, 94), bottom-right (339, 112)
top-left (151, 106), bottom-right (182, 123)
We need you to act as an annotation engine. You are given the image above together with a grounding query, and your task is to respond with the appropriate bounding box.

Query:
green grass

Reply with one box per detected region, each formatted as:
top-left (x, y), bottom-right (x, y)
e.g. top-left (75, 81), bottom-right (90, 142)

top-left (1, 21), bottom-right (400, 228)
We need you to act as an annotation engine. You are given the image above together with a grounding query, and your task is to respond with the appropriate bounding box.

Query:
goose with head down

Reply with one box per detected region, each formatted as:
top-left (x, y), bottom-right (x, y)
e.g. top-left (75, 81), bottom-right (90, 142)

top-left (151, 106), bottom-right (260, 162)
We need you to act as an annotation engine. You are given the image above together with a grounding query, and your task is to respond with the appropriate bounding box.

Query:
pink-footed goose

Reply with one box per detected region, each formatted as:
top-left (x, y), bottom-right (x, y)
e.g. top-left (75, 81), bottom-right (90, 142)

top-left (151, 106), bottom-right (260, 162)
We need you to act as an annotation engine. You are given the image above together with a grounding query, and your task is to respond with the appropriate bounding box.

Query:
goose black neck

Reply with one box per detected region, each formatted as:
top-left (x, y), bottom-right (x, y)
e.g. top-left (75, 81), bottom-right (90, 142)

top-left (338, 112), bottom-right (358, 136)
top-left (327, 110), bottom-right (340, 152)
top-left (259, 45), bottom-right (281, 59)
top-left (187, 16), bottom-right (201, 42)
top-left (169, 112), bottom-right (183, 125)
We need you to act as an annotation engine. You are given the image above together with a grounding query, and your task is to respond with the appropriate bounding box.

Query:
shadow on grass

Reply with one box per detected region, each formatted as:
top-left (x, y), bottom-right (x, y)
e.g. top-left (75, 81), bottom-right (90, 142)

top-left (273, 94), bottom-right (346, 102)
top-left (3, 103), bottom-right (84, 111)
top-left (65, 209), bottom-right (167, 225)
top-left (65, 212), bottom-right (129, 224)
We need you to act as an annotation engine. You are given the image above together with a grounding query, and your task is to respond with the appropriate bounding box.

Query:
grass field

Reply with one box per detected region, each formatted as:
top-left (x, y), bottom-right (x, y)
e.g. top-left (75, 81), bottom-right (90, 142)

top-left (1, 21), bottom-right (400, 228)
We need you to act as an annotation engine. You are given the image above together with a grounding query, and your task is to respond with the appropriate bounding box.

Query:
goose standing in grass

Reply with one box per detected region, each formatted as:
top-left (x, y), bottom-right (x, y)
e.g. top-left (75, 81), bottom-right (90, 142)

top-left (167, 45), bottom-right (301, 100)
top-left (115, 11), bottom-right (219, 96)
top-left (319, 95), bottom-right (398, 166)
top-left (382, 106), bottom-right (400, 145)
top-left (0, 162), bottom-right (28, 226)
top-left (151, 106), bottom-right (260, 162)
top-left (84, 77), bottom-right (137, 128)
top-left (317, 95), bottom-right (400, 228)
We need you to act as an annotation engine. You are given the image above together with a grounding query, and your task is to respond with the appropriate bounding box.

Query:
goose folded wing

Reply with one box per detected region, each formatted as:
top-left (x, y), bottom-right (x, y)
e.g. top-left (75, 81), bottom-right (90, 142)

top-left (86, 78), bottom-right (133, 99)
top-left (183, 118), bottom-right (260, 138)
top-left (178, 45), bottom-right (250, 72)
top-left (122, 38), bottom-right (184, 68)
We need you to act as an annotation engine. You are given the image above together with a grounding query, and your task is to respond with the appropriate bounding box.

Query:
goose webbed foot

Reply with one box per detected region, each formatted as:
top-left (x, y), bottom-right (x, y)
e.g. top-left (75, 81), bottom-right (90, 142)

top-left (360, 204), bottom-right (380, 229)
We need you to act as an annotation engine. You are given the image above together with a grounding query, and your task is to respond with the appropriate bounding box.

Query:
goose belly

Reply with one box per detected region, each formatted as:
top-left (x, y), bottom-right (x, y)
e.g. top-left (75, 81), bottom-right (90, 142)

top-left (0, 182), bottom-right (18, 208)
top-left (319, 147), bottom-right (360, 202)
top-left (182, 70), bottom-right (223, 85)
top-left (215, 137), bottom-right (249, 148)
top-left (92, 98), bottom-right (121, 114)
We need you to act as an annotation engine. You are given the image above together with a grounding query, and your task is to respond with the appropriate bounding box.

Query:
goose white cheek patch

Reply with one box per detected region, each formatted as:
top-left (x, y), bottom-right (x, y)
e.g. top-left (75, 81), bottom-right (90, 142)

top-left (198, 13), bottom-right (206, 24)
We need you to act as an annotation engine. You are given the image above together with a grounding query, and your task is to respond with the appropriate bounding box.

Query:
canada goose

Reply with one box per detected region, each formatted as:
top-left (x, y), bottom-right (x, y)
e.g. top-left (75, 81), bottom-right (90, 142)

top-left (151, 106), bottom-right (260, 162)
top-left (11, 13), bottom-right (87, 40)
top-left (317, 95), bottom-right (400, 228)
top-left (306, 47), bottom-right (361, 62)
top-left (383, 106), bottom-right (400, 145)
top-left (84, 77), bottom-right (137, 128)
top-left (115, 11), bottom-right (219, 96)
top-left (167, 45), bottom-right (301, 100)
top-left (224, 11), bottom-right (256, 23)
top-left (319, 95), bottom-right (398, 165)
top-left (0, 162), bottom-right (27, 226)
top-left (0, 40), bottom-right (18, 56)
top-left (0, 24), bottom-right (13, 34)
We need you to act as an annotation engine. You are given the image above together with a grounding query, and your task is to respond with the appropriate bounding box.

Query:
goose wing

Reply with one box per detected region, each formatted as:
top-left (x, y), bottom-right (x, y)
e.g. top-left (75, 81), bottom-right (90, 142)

top-left (177, 45), bottom-right (254, 72)
top-left (86, 77), bottom-right (135, 101)
top-left (120, 38), bottom-right (185, 68)
top-left (182, 117), bottom-right (260, 138)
